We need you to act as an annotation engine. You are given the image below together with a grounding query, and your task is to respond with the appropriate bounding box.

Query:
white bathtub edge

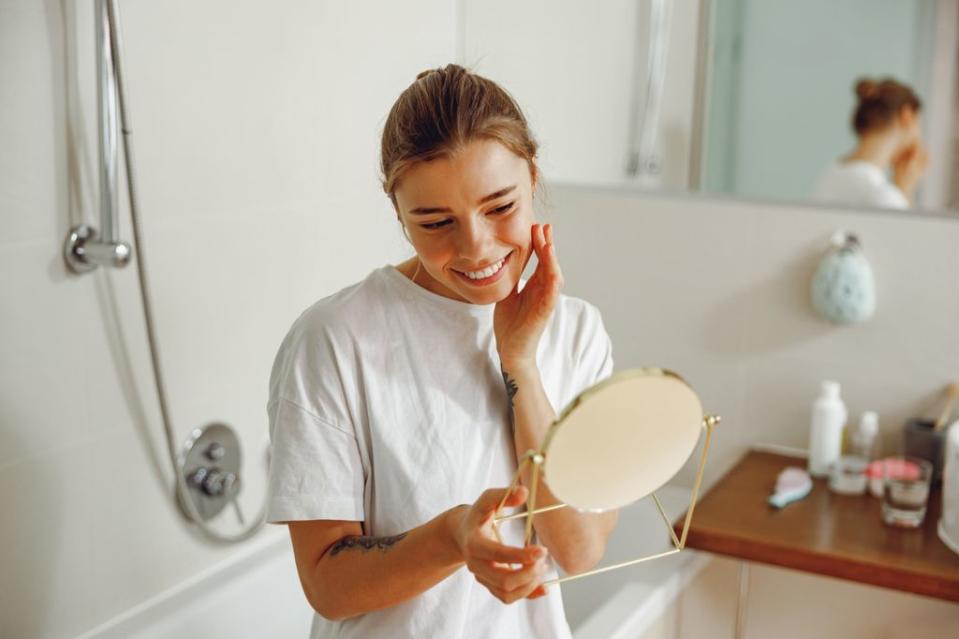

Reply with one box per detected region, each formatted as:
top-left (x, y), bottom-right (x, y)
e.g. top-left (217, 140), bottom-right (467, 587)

top-left (76, 527), bottom-right (292, 639)
top-left (573, 550), bottom-right (712, 639)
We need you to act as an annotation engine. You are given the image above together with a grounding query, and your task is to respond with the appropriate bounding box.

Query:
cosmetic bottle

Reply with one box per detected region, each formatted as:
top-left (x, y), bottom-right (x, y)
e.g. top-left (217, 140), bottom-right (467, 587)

top-left (808, 381), bottom-right (847, 478)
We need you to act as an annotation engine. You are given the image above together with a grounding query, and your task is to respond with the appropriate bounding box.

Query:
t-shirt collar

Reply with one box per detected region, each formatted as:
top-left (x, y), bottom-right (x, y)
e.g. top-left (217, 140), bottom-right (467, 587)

top-left (380, 264), bottom-right (496, 319)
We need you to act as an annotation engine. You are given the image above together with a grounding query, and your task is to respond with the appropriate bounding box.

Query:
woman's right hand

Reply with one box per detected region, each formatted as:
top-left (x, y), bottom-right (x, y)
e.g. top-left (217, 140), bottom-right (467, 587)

top-left (447, 485), bottom-right (550, 604)
top-left (892, 141), bottom-right (929, 200)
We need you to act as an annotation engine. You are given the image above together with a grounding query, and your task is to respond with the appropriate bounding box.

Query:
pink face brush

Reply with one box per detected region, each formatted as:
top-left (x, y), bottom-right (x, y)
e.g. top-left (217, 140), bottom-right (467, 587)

top-left (769, 467), bottom-right (813, 509)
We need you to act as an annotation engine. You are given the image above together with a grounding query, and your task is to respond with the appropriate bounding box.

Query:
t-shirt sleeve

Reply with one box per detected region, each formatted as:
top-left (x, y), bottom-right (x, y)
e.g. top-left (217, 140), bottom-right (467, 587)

top-left (868, 183), bottom-right (910, 210)
top-left (576, 302), bottom-right (615, 391)
top-left (265, 320), bottom-right (365, 524)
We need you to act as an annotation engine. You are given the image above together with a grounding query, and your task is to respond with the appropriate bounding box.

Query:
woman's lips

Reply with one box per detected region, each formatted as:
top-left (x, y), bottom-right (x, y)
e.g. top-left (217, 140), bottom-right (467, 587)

top-left (453, 251), bottom-right (512, 286)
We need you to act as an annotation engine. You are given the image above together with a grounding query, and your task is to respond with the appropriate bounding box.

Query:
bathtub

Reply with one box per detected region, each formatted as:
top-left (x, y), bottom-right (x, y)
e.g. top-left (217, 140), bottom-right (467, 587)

top-left (567, 484), bottom-right (710, 638)
top-left (77, 531), bottom-right (313, 639)
top-left (78, 485), bottom-right (700, 638)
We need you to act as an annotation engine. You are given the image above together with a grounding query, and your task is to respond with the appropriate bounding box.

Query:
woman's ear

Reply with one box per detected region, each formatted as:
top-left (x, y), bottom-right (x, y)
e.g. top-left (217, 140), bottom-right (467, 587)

top-left (898, 106), bottom-right (917, 129)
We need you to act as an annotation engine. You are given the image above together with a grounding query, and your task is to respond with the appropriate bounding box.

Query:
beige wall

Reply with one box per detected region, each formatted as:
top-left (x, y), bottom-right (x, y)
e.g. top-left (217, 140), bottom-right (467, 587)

top-left (463, 0), bottom-right (702, 190)
top-left (4, 1), bottom-right (959, 636)
top-left (549, 185), bottom-right (959, 635)
top-left (0, 1), bottom-right (453, 636)
top-left (548, 185), bottom-right (959, 489)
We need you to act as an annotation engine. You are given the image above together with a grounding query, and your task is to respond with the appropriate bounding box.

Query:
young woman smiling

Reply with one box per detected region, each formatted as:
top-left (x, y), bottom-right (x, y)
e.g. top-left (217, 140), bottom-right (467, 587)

top-left (266, 65), bottom-right (617, 638)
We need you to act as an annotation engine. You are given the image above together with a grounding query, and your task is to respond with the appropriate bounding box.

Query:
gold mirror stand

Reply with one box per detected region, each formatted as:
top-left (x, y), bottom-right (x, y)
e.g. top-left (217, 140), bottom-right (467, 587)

top-left (492, 414), bottom-right (720, 586)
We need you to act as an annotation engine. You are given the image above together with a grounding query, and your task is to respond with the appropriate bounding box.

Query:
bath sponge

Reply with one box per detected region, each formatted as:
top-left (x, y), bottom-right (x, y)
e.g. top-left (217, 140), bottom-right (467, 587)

top-left (811, 231), bottom-right (876, 324)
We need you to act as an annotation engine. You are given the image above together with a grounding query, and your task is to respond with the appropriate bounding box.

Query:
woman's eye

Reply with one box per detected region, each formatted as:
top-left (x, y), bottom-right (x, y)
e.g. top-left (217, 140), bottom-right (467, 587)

top-left (419, 204), bottom-right (513, 230)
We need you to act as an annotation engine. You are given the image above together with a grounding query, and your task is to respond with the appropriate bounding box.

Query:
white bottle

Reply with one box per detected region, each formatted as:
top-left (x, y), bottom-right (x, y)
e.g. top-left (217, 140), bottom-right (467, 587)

top-left (808, 381), bottom-right (848, 478)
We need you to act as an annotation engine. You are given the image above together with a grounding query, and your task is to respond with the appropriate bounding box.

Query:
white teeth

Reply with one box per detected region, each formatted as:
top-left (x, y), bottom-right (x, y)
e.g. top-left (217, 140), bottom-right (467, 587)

top-left (461, 256), bottom-right (506, 280)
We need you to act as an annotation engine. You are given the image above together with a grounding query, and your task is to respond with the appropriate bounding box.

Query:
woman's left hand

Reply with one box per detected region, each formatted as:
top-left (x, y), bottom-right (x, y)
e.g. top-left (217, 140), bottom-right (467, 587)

top-left (494, 223), bottom-right (564, 369)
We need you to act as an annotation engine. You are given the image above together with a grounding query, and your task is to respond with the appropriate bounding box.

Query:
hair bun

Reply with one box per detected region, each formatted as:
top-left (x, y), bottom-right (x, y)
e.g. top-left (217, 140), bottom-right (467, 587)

top-left (855, 79), bottom-right (879, 100)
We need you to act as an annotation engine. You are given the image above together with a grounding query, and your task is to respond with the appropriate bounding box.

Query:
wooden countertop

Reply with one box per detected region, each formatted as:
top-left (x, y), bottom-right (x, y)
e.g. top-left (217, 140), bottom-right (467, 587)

top-left (672, 450), bottom-right (959, 602)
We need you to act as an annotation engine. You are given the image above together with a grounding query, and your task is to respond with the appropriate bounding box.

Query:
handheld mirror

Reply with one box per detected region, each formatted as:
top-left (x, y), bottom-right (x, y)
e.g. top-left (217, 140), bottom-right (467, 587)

top-left (493, 368), bottom-right (720, 586)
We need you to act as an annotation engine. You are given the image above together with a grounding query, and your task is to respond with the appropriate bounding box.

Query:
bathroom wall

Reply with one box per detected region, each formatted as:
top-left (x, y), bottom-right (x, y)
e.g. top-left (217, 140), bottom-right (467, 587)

top-left (547, 185), bottom-right (959, 489)
top-left (0, 1), bottom-right (453, 636)
top-left (550, 185), bottom-right (959, 634)
top-left (463, 0), bottom-right (702, 190)
top-left (4, 1), bottom-right (959, 637)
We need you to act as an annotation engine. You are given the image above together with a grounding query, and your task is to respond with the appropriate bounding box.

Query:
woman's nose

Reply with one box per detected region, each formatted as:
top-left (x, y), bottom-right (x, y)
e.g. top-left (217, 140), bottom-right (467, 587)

top-left (455, 218), bottom-right (495, 261)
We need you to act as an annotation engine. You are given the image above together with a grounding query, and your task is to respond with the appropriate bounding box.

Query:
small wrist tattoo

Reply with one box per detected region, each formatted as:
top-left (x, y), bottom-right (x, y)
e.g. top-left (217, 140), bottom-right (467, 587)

top-left (502, 370), bottom-right (519, 411)
top-left (329, 532), bottom-right (408, 557)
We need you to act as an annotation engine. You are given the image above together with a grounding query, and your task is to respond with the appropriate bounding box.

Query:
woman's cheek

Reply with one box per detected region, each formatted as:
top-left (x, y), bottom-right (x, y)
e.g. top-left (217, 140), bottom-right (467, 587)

top-left (502, 209), bottom-right (531, 243)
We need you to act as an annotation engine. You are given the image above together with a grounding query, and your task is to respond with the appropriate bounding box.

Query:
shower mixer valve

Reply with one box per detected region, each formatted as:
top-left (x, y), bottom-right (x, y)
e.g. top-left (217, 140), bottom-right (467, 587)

top-left (188, 466), bottom-right (237, 498)
top-left (178, 423), bottom-right (246, 524)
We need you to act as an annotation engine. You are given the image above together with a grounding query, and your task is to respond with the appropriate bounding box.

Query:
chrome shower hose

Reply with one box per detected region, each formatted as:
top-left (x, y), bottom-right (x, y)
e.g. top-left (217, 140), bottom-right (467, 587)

top-left (107, 0), bottom-right (266, 543)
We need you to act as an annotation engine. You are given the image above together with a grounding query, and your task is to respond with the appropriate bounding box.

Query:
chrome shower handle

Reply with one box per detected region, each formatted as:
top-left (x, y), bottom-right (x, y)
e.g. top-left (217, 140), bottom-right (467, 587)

top-left (63, 0), bottom-right (132, 273)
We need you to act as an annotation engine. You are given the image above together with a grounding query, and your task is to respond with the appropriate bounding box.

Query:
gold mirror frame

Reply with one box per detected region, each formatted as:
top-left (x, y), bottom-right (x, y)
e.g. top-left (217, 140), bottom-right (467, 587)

top-left (491, 368), bottom-right (720, 586)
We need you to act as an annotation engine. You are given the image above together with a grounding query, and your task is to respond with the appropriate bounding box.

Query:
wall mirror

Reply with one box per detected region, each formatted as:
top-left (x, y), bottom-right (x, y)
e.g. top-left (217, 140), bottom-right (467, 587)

top-left (462, 0), bottom-right (959, 216)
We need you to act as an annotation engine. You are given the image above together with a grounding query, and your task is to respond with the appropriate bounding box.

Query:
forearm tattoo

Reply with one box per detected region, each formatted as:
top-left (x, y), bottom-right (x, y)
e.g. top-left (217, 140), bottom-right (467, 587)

top-left (328, 532), bottom-right (408, 557)
top-left (501, 370), bottom-right (519, 412)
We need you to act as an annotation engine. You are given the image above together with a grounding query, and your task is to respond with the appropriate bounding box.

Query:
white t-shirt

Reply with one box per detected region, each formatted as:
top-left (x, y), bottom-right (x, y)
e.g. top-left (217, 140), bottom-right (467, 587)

top-left (266, 264), bottom-right (614, 639)
top-left (811, 159), bottom-right (909, 210)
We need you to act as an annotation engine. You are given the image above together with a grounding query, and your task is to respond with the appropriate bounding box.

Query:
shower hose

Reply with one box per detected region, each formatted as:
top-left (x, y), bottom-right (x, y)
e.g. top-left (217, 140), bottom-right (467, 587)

top-left (107, 0), bottom-right (266, 543)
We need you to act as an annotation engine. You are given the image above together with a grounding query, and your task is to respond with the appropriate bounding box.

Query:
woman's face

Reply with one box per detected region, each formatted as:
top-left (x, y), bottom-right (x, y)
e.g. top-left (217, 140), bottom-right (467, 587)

top-left (897, 106), bottom-right (921, 148)
top-left (394, 139), bottom-right (536, 305)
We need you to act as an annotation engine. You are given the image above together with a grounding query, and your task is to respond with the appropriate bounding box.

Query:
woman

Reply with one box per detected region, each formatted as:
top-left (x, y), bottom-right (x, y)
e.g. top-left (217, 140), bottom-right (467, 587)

top-left (812, 77), bottom-right (928, 209)
top-left (266, 65), bottom-right (618, 638)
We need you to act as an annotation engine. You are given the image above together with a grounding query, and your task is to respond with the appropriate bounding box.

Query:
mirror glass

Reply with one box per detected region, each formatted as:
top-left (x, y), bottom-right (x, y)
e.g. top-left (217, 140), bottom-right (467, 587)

top-left (463, 0), bottom-right (959, 216)
top-left (543, 370), bottom-right (704, 511)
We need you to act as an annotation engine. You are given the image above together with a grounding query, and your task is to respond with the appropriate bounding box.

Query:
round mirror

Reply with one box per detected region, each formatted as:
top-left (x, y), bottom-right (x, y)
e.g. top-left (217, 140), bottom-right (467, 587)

top-left (541, 369), bottom-right (704, 512)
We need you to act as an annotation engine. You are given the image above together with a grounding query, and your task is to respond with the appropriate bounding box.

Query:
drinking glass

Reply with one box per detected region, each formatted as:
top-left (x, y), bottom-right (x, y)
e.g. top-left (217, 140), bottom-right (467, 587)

top-left (881, 456), bottom-right (933, 528)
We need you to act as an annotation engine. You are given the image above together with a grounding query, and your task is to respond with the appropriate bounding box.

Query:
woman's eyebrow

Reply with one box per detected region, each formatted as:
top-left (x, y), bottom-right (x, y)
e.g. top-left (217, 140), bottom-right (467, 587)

top-left (409, 185), bottom-right (517, 215)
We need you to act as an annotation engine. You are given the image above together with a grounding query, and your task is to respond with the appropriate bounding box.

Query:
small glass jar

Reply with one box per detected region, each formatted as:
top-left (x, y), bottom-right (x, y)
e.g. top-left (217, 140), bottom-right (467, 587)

top-left (829, 455), bottom-right (869, 495)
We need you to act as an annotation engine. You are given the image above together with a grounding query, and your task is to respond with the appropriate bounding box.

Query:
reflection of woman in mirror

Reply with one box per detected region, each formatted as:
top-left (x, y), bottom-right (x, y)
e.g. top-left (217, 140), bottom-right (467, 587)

top-left (266, 64), bottom-right (617, 637)
top-left (813, 77), bottom-right (928, 209)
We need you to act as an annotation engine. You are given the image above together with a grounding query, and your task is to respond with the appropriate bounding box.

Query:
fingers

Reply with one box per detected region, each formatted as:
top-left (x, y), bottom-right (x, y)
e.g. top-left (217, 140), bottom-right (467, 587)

top-left (527, 584), bottom-right (548, 599)
top-left (538, 224), bottom-right (551, 261)
top-left (541, 224), bottom-right (564, 293)
top-left (483, 556), bottom-right (548, 591)
top-left (471, 558), bottom-right (549, 604)
top-left (479, 485), bottom-right (527, 522)
top-left (475, 574), bottom-right (543, 604)
top-left (469, 534), bottom-right (546, 565)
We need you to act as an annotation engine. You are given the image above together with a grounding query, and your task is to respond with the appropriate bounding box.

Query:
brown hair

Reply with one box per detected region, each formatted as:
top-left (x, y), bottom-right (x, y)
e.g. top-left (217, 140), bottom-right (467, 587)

top-left (851, 77), bottom-right (921, 136)
top-left (380, 64), bottom-right (538, 208)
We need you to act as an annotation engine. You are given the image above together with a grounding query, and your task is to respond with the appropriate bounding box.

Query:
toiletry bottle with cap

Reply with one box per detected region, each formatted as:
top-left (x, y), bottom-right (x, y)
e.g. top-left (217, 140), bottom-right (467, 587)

top-left (808, 381), bottom-right (848, 478)
top-left (851, 411), bottom-right (880, 461)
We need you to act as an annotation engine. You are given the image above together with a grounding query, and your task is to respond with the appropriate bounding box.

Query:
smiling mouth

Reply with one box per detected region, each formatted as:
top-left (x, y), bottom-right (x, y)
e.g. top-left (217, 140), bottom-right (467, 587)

top-left (453, 252), bottom-right (512, 283)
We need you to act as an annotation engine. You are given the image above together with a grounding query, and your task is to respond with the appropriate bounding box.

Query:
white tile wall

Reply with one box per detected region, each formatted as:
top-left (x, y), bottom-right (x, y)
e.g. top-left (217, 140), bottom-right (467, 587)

top-left (1, 0), bottom-right (453, 636)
